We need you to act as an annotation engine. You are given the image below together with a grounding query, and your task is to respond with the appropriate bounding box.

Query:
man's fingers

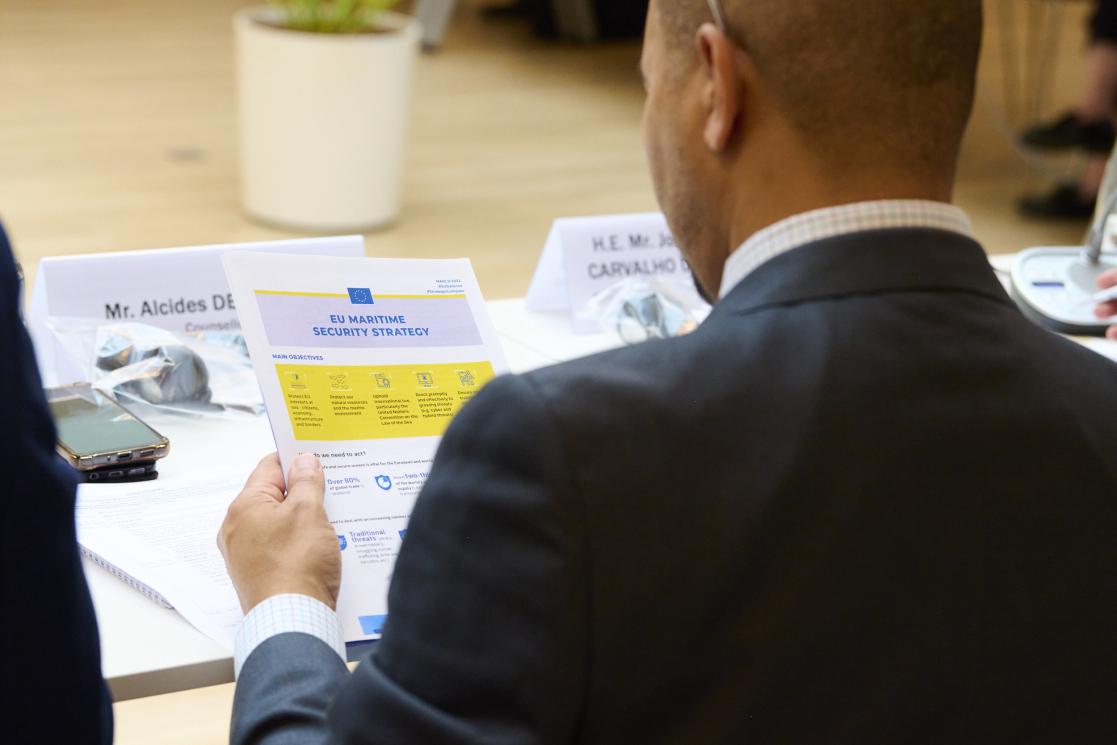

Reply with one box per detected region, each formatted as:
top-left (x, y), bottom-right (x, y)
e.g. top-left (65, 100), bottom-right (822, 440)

top-left (241, 453), bottom-right (287, 503)
top-left (286, 453), bottom-right (326, 508)
top-left (216, 522), bottom-right (228, 559)
top-left (1093, 271), bottom-right (1117, 326)
top-left (219, 453), bottom-right (285, 555)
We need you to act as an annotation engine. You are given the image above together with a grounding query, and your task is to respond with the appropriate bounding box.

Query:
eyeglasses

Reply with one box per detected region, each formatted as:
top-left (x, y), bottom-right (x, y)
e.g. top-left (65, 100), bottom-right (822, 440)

top-left (706, 0), bottom-right (727, 32)
top-left (706, 0), bottom-right (744, 48)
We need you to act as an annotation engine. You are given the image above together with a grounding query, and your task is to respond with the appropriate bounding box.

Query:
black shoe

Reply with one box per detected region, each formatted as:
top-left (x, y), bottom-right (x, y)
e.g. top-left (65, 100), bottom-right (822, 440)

top-left (1020, 112), bottom-right (1116, 154)
top-left (1017, 182), bottom-right (1097, 220)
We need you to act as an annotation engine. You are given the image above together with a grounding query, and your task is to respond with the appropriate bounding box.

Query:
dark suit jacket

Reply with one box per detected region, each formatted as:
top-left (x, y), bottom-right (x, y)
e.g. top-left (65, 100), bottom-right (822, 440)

top-left (0, 224), bottom-right (113, 743)
top-left (233, 228), bottom-right (1117, 744)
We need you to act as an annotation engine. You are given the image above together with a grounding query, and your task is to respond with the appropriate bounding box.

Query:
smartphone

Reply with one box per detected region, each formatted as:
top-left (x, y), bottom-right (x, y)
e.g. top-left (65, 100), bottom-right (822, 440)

top-left (47, 385), bottom-right (170, 471)
top-left (78, 460), bottom-right (159, 484)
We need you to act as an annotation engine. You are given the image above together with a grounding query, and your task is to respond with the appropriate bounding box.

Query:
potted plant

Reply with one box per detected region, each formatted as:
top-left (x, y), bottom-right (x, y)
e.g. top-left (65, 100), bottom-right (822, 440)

top-left (235, 0), bottom-right (421, 231)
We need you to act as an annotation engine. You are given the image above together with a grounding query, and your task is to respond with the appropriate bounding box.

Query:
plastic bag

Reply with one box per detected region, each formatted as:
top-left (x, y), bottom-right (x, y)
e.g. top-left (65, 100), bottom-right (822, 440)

top-left (45, 317), bottom-right (264, 418)
top-left (583, 278), bottom-right (710, 345)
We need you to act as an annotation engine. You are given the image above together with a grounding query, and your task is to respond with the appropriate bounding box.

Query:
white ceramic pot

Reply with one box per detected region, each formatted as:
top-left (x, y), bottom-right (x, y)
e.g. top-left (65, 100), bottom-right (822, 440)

top-left (235, 7), bottom-right (420, 231)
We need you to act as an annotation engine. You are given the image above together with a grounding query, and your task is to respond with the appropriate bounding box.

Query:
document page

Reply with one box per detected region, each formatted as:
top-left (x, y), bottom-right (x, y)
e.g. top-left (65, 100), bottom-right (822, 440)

top-left (224, 252), bottom-right (508, 642)
top-left (76, 475), bottom-right (245, 649)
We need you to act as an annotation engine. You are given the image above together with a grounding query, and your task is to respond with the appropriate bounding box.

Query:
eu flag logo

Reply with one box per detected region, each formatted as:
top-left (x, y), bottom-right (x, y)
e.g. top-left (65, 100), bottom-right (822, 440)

top-left (348, 288), bottom-right (374, 305)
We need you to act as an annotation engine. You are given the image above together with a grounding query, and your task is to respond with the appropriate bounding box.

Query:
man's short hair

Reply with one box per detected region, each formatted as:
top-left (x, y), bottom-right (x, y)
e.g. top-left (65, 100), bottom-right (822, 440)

top-left (657, 0), bottom-right (984, 170)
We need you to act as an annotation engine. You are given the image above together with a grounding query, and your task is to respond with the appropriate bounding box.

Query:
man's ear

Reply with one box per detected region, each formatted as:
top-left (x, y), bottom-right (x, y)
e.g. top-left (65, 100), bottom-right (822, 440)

top-left (696, 22), bottom-right (743, 153)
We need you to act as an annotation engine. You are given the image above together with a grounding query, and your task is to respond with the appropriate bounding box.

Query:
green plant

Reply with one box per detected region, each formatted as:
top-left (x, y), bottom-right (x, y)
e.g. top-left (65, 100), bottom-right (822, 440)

top-left (271, 0), bottom-right (401, 34)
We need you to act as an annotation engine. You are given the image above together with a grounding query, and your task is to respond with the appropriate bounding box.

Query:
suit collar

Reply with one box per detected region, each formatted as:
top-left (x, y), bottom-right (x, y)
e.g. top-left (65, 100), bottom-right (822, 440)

top-left (711, 227), bottom-right (1013, 318)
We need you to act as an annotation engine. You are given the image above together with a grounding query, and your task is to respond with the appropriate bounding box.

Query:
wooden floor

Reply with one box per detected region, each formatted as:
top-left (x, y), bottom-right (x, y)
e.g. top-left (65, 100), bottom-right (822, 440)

top-left (0, 0), bottom-right (656, 299)
top-left (0, 2), bottom-right (1106, 742)
top-left (0, 0), bottom-right (1102, 303)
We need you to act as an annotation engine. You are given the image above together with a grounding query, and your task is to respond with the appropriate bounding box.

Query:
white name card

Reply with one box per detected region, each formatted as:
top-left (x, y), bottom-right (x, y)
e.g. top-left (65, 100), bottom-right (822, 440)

top-left (28, 235), bottom-right (366, 386)
top-left (525, 212), bottom-right (692, 332)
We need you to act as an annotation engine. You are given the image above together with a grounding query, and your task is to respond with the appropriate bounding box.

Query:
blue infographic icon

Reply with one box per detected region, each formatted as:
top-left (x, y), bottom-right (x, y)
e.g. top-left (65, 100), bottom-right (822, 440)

top-left (337, 535), bottom-right (348, 551)
top-left (375, 474), bottom-right (392, 491)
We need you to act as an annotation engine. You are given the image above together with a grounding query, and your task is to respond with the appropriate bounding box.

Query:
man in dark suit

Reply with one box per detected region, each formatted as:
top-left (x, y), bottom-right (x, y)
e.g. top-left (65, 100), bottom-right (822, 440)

top-left (1, 222), bottom-right (113, 743)
top-left (219, 0), bottom-right (1117, 742)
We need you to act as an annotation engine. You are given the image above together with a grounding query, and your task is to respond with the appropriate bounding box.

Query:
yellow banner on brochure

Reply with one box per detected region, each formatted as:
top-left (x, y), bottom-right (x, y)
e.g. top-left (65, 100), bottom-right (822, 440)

top-left (276, 362), bottom-right (496, 441)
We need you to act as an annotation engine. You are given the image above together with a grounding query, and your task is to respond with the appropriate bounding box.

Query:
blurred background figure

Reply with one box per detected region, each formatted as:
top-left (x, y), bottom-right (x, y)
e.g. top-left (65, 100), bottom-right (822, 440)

top-left (1019, 0), bottom-right (1117, 219)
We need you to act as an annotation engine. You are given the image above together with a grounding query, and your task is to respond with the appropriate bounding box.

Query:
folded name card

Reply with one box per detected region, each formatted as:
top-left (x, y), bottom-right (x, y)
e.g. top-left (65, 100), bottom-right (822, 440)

top-left (525, 212), bottom-right (693, 333)
top-left (28, 236), bottom-right (366, 386)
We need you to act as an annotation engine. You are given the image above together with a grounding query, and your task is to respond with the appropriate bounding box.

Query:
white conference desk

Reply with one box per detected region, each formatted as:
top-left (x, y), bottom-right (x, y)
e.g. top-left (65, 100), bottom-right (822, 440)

top-left (90, 272), bottom-right (1117, 701)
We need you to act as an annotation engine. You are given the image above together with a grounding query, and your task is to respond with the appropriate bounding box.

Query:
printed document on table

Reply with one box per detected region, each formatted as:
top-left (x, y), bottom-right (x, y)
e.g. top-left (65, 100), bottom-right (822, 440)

top-left (223, 252), bottom-right (508, 643)
top-left (76, 475), bottom-right (246, 649)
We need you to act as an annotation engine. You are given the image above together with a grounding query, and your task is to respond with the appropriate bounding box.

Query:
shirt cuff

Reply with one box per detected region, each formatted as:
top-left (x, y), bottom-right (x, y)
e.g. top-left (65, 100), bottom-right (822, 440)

top-left (234, 594), bottom-right (346, 679)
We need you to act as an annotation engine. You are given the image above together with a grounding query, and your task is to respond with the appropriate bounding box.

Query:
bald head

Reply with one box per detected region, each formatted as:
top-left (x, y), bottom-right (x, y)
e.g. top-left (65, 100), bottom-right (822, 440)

top-left (656, 0), bottom-right (983, 171)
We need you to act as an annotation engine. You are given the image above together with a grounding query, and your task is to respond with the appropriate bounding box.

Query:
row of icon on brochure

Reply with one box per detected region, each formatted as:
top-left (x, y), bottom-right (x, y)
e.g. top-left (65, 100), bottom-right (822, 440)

top-left (284, 370), bottom-right (479, 391)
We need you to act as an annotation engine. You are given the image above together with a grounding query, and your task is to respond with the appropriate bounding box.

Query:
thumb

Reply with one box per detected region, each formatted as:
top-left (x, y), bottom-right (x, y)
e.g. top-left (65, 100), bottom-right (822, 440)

top-left (1099, 269), bottom-right (1117, 289)
top-left (286, 453), bottom-right (325, 506)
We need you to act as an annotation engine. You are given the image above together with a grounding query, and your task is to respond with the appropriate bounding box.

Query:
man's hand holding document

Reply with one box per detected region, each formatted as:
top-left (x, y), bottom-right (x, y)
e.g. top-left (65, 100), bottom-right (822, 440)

top-left (222, 252), bottom-right (508, 642)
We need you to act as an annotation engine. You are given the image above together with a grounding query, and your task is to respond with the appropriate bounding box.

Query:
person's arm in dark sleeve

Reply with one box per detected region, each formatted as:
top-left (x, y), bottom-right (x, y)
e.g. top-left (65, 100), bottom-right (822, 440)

top-left (231, 373), bottom-right (589, 745)
top-left (0, 223), bottom-right (114, 744)
top-left (231, 630), bottom-right (350, 745)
